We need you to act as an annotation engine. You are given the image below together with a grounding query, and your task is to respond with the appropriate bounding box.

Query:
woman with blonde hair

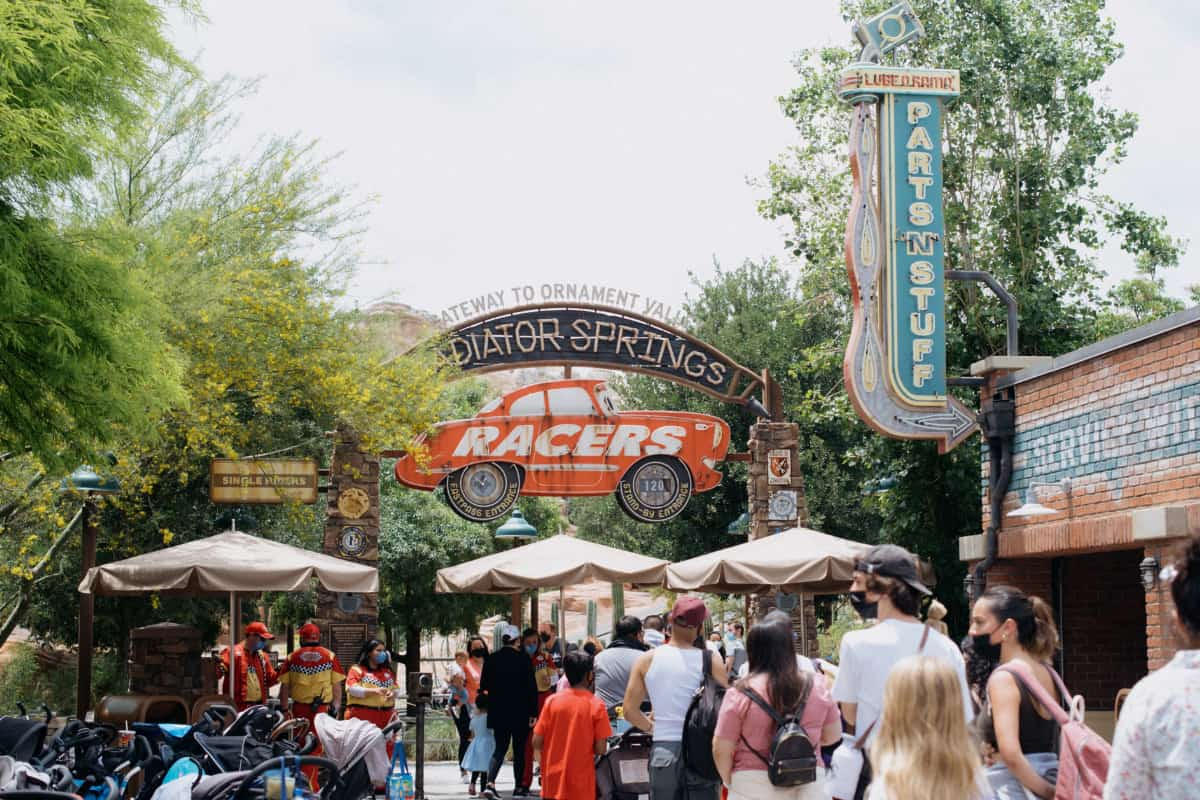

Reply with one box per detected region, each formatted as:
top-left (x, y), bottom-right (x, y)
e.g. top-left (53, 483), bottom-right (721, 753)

top-left (867, 655), bottom-right (989, 800)
top-left (969, 585), bottom-right (1063, 799)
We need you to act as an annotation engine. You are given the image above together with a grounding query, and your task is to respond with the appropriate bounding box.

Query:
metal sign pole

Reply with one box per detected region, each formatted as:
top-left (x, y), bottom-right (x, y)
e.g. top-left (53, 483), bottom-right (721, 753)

top-left (415, 700), bottom-right (425, 799)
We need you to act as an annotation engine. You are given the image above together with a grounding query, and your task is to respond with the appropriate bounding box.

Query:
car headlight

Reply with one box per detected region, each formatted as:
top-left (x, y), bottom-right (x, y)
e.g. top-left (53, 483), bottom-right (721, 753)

top-left (702, 457), bottom-right (718, 470)
top-left (713, 424), bottom-right (723, 449)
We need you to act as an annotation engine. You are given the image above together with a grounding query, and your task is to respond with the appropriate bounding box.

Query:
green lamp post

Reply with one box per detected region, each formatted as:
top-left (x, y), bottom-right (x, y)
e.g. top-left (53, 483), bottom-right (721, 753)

top-left (495, 509), bottom-right (537, 628)
top-left (61, 464), bottom-right (121, 718)
top-left (726, 511), bottom-right (750, 536)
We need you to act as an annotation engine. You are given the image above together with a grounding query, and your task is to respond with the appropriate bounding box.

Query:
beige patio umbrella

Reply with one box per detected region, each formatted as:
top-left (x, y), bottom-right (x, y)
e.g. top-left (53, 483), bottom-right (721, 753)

top-left (79, 530), bottom-right (379, 703)
top-left (435, 534), bottom-right (668, 646)
top-left (666, 527), bottom-right (873, 594)
top-left (435, 534), bottom-right (667, 595)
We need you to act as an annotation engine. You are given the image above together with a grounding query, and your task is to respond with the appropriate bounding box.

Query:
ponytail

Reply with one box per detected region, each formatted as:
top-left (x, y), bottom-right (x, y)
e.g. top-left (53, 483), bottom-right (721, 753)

top-left (980, 585), bottom-right (1059, 661)
top-left (1028, 595), bottom-right (1059, 662)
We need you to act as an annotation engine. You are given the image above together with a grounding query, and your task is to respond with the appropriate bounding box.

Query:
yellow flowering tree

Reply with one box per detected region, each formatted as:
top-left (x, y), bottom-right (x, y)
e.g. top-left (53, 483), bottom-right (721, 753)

top-left (0, 70), bottom-right (452, 656)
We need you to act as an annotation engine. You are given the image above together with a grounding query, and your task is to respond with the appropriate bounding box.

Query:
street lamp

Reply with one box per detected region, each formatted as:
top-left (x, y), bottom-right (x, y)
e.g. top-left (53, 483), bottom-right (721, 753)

top-left (61, 464), bottom-right (121, 719)
top-left (726, 512), bottom-right (750, 536)
top-left (495, 509), bottom-right (538, 629)
top-left (495, 508), bottom-right (538, 540)
top-left (1008, 478), bottom-right (1073, 518)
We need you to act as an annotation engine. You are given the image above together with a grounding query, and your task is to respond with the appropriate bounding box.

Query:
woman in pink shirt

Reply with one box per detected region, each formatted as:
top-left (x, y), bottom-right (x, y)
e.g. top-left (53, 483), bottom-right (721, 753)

top-left (464, 635), bottom-right (488, 705)
top-left (713, 611), bottom-right (843, 799)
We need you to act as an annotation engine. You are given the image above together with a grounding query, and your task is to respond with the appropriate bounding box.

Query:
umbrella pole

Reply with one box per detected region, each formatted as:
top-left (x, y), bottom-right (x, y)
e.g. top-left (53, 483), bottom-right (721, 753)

top-left (228, 592), bottom-right (237, 703)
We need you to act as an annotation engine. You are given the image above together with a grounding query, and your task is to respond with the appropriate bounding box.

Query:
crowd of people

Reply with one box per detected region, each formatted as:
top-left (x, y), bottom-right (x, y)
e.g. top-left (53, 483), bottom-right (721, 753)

top-left (446, 531), bottom-right (1200, 800)
top-left (214, 530), bottom-right (1200, 800)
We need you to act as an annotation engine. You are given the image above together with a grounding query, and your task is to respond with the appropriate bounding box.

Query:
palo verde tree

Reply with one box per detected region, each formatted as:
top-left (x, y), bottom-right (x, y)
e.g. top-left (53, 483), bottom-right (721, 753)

top-left (1, 69), bottom-right (450, 663)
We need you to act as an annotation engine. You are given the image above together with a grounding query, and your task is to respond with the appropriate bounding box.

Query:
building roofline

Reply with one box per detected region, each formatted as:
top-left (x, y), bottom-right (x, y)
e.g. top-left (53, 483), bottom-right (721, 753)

top-left (995, 305), bottom-right (1200, 390)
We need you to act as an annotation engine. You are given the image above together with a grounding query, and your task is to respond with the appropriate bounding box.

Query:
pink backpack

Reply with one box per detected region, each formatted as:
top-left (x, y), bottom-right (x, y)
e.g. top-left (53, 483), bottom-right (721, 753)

top-left (996, 661), bottom-right (1111, 800)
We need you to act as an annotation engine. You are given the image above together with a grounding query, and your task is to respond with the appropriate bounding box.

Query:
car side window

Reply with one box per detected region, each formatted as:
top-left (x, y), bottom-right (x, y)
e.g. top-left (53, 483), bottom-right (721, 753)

top-left (507, 391), bottom-right (546, 417)
top-left (547, 387), bottom-right (597, 416)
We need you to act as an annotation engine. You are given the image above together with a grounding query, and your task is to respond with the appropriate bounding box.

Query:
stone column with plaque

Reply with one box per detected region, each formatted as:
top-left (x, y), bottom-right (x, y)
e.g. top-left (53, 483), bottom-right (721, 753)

top-left (316, 425), bottom-right (380, 670)
top-left (746, 421), bottom-right (819, 658)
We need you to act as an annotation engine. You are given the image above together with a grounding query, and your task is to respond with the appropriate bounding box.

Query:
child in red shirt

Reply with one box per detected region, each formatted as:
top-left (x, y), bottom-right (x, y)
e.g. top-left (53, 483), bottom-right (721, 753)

top-left (532, 650), bottom-right (612, 800)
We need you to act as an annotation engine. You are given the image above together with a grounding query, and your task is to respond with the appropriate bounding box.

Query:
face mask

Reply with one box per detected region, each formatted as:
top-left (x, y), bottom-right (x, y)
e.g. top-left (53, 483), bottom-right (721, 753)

top-left (524, 644), bottom-right (538, 656)
top-left (849, 591), bottom-right (878, 620)
top-left (539, 633), bottom-right (551, 643)
top-left (470, 648), bottom-right (487, 658)
top-left (248, 638), bottom-right (265, 652)
top-left (374, 650), bottom-right (389, 666)
top-left (971, 631), bottom-right (1002, 662)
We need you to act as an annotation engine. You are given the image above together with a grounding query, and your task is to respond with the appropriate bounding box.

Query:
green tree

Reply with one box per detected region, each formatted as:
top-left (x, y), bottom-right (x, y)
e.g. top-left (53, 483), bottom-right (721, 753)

top-left (754, 0), bottom-right (1186, 632)
top-left (0, 0), bottom-right (192, 468)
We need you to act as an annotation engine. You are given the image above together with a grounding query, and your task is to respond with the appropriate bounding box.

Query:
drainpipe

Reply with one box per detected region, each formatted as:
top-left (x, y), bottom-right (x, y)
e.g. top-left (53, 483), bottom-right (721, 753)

top-left (971, 392), bottom-right (1015, 602)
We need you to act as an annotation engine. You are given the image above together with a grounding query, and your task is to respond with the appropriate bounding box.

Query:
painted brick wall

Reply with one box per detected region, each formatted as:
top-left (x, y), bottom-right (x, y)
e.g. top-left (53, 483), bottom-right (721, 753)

top-left (980, 320), bottom-right (1200, 539)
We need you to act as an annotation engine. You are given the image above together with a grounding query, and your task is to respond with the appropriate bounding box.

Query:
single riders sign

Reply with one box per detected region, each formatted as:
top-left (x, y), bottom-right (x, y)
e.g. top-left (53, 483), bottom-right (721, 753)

top-left (837, 3), bottom-right (977, 453)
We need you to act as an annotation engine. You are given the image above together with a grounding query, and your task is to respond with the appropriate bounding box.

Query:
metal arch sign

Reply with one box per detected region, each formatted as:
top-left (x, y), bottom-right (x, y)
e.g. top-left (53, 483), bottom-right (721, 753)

top-left (836, 3), bottom-right (977, 454)
top-left (439, 303), bottom-right (765, 408)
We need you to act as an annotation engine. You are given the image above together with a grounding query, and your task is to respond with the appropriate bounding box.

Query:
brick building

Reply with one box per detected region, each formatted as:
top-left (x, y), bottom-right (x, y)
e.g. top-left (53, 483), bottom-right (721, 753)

top-left (961, 306), bottom-right (1200, 714)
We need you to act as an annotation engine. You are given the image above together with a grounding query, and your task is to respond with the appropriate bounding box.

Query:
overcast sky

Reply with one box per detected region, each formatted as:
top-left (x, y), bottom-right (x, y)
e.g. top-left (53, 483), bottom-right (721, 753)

top-left (168, 1), bottom-right (1198, 319)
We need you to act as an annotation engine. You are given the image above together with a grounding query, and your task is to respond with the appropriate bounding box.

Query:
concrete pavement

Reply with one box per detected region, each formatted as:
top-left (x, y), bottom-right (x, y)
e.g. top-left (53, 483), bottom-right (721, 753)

top-left (418, 761), bottom-right (526, 800)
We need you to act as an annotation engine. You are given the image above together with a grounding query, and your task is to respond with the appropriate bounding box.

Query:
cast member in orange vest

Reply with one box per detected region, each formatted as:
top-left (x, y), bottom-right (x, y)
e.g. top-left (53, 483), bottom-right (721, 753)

top-left (219, 621), bottom-right (279, 711)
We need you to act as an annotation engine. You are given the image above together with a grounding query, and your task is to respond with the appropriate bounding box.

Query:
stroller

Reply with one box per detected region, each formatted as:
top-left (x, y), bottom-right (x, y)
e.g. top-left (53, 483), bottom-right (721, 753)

top-left (185, 756), bottom-right (338, 800)
top-left (596, 728), bottom-right (653, 800)
top-left (310, 718), bottom-right (401, 800)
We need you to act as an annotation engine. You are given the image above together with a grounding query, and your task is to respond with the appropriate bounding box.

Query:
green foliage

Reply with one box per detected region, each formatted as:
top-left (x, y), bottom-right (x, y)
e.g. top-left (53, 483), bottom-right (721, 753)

top-left (0, 0), bottom-right (189, 198)
top-left (817, 600), bottom-right (866, 663)
top-left (0, 645), bottom-right (124, 715)
top-left (0, 0), bottom-right (193, 469)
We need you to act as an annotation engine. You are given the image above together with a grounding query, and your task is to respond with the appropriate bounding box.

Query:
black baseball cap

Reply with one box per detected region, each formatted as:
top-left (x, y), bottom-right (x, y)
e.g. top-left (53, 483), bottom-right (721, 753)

top-left (855, 544), bottom-right (931, 596)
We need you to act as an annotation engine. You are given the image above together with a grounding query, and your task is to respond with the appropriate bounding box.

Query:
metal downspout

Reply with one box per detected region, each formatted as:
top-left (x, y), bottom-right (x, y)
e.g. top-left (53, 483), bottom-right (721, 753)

top-left (972, 402), bottom-right (1014, 601)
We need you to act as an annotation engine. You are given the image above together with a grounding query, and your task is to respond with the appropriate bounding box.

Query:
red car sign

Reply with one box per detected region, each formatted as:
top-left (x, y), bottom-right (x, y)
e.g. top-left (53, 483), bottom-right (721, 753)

top-left (394, 379), bottom-right (730, 523)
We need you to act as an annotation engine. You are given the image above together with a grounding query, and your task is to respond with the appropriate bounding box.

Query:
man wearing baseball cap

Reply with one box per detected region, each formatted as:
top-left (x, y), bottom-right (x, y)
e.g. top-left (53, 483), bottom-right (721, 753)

top-left (279, 622), bottom-right (345, 720)
top-left (622, 596), bottom-right (728, 800)
top-left (829, 544), bottom-right (972, 800)
top-left (479, 623), bottom-right (538, 799)
top-left (219, 620), bottom-right (279, 711)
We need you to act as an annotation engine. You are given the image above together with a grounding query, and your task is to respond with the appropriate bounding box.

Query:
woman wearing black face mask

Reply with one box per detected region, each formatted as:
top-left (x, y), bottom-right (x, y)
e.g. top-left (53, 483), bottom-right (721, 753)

top-left (968, 586), bottom-right (1063, 800)
top-left (466, 636), bottom-right (489, 708)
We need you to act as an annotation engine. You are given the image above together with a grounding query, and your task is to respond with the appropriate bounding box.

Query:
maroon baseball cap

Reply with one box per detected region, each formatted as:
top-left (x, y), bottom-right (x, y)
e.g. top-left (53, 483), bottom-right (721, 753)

top-left (670, 596), bottom-right (709, 629)
top-left (245, 621), bottom-right (275, 640)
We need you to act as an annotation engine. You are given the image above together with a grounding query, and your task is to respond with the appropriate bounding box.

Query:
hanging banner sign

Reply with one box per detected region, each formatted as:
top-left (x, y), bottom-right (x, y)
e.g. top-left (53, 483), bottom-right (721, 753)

top-left (440, 304), bottom-right (764, 407)
top-left (209, 458), bottom-right (319, 504)
top-left (837, 2), bottom-right (977, 453)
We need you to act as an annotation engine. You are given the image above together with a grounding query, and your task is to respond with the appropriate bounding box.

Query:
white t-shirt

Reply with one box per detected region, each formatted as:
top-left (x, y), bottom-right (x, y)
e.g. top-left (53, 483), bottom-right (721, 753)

top-left (831, 618), bottom-right (973, 747)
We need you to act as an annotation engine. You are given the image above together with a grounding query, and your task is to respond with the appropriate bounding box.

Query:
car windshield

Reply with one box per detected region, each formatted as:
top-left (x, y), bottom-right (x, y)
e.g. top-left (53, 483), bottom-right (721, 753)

top-left (594, 386), bottom-right (620, 416)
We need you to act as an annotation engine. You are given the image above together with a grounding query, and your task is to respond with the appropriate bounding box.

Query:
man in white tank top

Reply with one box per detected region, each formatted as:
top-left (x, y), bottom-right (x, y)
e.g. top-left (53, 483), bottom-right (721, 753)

top-left (623, 596), bottom-right (729, 800)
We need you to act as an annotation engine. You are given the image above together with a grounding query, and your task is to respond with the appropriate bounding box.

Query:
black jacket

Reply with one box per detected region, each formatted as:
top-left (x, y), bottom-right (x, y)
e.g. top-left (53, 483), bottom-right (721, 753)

top-left (479, 645), bottom-right (538, 728)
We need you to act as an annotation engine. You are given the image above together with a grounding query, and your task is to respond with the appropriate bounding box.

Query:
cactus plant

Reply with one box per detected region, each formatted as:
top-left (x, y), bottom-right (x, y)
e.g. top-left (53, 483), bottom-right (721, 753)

top-left (586, 600), bottom-right (597, 638)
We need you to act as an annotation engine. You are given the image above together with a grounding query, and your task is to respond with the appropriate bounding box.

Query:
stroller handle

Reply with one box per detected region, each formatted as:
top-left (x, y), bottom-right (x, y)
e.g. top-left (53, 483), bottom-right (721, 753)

top-left (229, 756), bottom-right (340, 800)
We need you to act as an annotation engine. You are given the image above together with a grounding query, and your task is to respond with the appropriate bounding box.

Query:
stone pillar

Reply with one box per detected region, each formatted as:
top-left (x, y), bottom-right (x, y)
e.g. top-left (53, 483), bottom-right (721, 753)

top-left (316, 425), bottom-right (381, 669)
top-left (746, 421), bottom-right (819, 658)
top-left (127, 623), bottom-right (204, 703)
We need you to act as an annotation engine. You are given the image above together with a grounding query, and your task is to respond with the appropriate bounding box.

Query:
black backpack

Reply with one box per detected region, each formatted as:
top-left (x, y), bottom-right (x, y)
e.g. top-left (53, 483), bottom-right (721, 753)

top-left (738, 676), bottom-right (818, 787)
top-left (681, 649), bottom-right (725, 782)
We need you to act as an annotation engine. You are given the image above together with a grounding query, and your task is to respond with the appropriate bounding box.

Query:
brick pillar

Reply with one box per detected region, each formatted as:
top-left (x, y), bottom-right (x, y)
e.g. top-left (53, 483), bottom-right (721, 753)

top-left (747, 421), bottom-right (817, 657)
top-left (315, 425), bottom-right (380, 666)
top-left (1144, 542), bottom-right (1179, 671)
